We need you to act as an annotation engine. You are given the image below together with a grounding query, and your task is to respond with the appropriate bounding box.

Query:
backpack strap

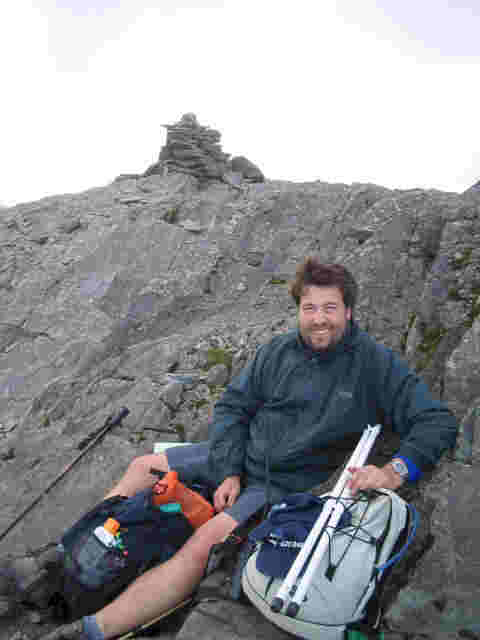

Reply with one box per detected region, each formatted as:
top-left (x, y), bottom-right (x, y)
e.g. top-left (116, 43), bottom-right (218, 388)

top-left (360, 500), bottom-right (418, 633)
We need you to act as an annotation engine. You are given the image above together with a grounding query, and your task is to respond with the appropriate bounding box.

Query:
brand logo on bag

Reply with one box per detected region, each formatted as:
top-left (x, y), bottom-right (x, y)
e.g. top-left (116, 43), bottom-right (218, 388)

top-left (268, 537), bottom-right (304, 549)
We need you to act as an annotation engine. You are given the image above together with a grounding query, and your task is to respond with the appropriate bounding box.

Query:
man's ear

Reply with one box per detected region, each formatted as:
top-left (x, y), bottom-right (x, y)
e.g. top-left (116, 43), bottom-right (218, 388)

top-left (346, 307), bottom-right (352, 321)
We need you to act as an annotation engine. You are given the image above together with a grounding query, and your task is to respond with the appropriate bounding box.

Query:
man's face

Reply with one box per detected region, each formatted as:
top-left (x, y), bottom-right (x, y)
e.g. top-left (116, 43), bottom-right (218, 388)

top-left (298, 285), bottom-right (352, 351)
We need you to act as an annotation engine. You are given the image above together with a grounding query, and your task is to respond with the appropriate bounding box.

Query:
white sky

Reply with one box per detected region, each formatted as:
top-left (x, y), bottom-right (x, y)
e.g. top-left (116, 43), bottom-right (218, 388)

top-left (1, 0), bottom-right (479, 206)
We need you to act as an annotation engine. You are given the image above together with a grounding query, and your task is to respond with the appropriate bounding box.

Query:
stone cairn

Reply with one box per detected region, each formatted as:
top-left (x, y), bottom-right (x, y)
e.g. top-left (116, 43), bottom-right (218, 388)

top-left (145, 113), bottom-right (230, 181)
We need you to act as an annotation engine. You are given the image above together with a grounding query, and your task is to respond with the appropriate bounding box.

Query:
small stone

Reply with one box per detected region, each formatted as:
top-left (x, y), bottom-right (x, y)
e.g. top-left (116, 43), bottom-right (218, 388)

top-left (0, 445), bottom-right (15, 460)
top-left (180, 220), bottom-right (206, 233)
top-left (231, 352), bottom-right (247, 379)
top-left (230, 155), bottom-right (264, 182)
top-left (206, 364), bottom-right (229, 386)
top-left (0, 595), bottom-right (15, 617)
top-left (10, 557), bottom-right (40, 593)
top-left (160, 381), bottom-right (184, 410)
top-left (27, 609), bottom-right (43, 623)
top-left (246, 252), bottom-right (263, 267)
top-left (32, 234), bottom-right (49, 245)
top-left (58, 218), bottom-right (82, 233)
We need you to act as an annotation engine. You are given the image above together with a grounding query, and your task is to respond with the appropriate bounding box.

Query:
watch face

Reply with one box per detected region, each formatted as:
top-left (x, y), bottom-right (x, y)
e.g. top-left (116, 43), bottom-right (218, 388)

top-left (391, 459), bottom-right (409, 478)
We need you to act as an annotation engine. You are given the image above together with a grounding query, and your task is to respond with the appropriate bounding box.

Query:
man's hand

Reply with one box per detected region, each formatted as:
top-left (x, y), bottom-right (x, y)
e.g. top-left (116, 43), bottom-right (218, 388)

top-left (347, 463), bottom-right (404, 496)
top-left (213, 475), bottom-right (241, 512)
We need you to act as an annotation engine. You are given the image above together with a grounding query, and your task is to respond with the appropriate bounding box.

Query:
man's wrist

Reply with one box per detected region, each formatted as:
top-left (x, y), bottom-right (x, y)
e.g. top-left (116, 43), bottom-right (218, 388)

top-left (382, 460), bottom-right (407, 489)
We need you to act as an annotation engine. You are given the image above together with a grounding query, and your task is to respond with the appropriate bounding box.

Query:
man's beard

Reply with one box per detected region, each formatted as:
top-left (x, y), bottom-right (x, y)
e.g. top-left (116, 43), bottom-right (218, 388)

top-left (300, 322), bottom-right (348, 351)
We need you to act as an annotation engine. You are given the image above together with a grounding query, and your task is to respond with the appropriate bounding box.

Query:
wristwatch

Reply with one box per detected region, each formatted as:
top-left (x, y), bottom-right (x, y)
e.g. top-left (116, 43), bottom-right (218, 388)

top-left (389, 458), bottom-right (409, 480)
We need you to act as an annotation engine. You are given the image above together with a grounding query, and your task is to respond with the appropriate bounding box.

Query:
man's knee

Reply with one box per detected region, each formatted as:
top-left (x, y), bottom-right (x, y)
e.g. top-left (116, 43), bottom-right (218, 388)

top-left (127, 453), bottom-right (169, 478)
top-left (181, 512), bottom-right (238, 567)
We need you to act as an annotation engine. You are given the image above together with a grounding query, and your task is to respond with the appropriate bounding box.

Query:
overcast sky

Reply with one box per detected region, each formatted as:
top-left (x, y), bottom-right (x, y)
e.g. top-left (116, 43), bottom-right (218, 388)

top-left (1, 0), bottom-right (479, 207)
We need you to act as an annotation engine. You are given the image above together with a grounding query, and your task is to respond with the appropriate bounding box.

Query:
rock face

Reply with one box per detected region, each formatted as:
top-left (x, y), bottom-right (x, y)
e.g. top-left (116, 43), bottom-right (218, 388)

top-left (0, 127), bottom-right (479, 639)
top-left (464, 179), bottom-right (480, 193)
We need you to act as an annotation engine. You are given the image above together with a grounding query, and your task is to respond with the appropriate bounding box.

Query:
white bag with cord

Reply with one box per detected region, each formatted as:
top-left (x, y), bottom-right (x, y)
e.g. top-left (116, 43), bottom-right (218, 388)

top-left (242, 488), bottom-right (413, 640)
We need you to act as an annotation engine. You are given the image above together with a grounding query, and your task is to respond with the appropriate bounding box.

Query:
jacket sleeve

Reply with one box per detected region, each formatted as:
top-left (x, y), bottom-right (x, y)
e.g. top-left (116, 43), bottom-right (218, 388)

top-left (374, 343), bottom-right (459, 472)
top-left (207, 343), bottom-right (268, 486)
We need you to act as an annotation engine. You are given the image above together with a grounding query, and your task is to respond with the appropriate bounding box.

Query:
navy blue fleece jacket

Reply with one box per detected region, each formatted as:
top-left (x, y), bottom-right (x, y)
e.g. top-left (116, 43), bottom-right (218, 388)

top-left (207, 321), bottom-right (458, 492)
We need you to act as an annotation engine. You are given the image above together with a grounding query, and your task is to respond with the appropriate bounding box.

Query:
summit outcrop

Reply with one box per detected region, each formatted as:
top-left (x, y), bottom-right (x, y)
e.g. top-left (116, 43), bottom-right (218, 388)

top-left (0, 119), bottom-right (479, 640)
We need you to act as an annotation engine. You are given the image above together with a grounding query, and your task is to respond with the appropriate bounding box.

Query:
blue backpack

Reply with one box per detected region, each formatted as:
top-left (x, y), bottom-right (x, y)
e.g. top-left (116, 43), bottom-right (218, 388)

top-left (54, 488), bottom-right (194, 621)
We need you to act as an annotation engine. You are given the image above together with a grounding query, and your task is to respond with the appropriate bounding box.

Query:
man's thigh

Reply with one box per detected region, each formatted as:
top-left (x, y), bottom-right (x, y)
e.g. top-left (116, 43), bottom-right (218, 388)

top-left (166, 443), bottom-right (290, 526)
top-left (166, 442), bottom-right (213, 488)
top-left (223, 484), bottom-right (288, 525)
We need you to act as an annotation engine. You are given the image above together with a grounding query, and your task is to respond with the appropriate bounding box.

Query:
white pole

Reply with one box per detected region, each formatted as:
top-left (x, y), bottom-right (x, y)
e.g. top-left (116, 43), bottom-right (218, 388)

top-left (270, 424), bottom-right (382, 616)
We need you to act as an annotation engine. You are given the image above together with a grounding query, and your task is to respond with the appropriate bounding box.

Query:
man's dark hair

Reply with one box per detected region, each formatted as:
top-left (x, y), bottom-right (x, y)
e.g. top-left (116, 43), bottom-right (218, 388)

top-left (289, 259), bottom-right (358, 311)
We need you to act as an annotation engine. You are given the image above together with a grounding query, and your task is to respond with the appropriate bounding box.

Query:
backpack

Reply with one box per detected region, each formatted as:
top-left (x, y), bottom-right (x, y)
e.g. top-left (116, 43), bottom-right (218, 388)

top-left (53, 488), bottom-right (195, 622)
top-left (241, 489), bottom-right (417, 640)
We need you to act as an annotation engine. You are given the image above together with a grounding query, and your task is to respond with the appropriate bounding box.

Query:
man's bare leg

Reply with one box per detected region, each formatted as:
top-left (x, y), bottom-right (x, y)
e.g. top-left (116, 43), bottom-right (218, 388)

top-left (95, 511), bottom-right (237, 639)
top-left (104, 453), bottom-right (169, 500)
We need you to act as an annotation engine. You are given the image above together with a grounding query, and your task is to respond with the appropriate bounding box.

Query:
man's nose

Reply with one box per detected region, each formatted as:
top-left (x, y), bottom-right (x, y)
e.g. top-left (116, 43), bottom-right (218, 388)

top-left (311, 309), bottom-right (328, 323)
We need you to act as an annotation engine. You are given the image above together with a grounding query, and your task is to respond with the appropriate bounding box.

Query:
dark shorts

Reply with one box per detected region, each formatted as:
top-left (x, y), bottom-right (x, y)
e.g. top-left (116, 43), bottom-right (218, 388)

top-left (166, 442), bottom-right (289, 525)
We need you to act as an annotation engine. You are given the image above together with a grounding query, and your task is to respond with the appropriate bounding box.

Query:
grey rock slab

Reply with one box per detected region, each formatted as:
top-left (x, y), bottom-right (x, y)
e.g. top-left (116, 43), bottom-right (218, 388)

top-left (0, 433), bottom-right (135, 554)
top-left (446, 462), bottom-right (480, 588)
top-left (444, 318), bottom-right (480, 421)
top-left (177, 599), bottom-right (292, 640)
top-left (385, 461), bottom-right (480, 635)
top-left (454, 401), bottom-right (479, 464)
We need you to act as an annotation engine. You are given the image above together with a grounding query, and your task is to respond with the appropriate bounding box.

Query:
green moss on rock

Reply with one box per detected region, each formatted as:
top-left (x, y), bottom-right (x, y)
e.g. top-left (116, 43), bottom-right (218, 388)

top-left (206, 348), bottom-right (233, 372)
top-left (452, 248), bottom-right (473, 268)
top-left (447, 287), bottom-right (462, 301)
top-left (465, 290), bottom-right (480, 328)
top-left (192, 398), bottom-right (209, 409)
top-left (416, 325), bottom-right (448, 371)
top-left (173, 423), bottom-right (186, 442)
top-left (400, 312), bottom-right (416, 353)
top-left (164, 207), bottom-right (179, 224)
top-left (207, 383), bottom-right (225, 396)
top-left (40, 415), bottom-right (50, 428)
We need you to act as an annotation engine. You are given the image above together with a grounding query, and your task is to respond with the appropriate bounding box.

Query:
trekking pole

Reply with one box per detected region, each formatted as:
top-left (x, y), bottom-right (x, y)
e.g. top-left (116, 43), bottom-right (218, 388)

top-left (271, 424), bottom-right (382, 617)
top-left (0, 407), bottom-right (130, 543)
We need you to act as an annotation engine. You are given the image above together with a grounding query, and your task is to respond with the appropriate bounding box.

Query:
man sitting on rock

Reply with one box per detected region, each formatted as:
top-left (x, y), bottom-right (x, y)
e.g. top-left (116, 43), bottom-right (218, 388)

top-left (41, 258), bottom-right (458, 640)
